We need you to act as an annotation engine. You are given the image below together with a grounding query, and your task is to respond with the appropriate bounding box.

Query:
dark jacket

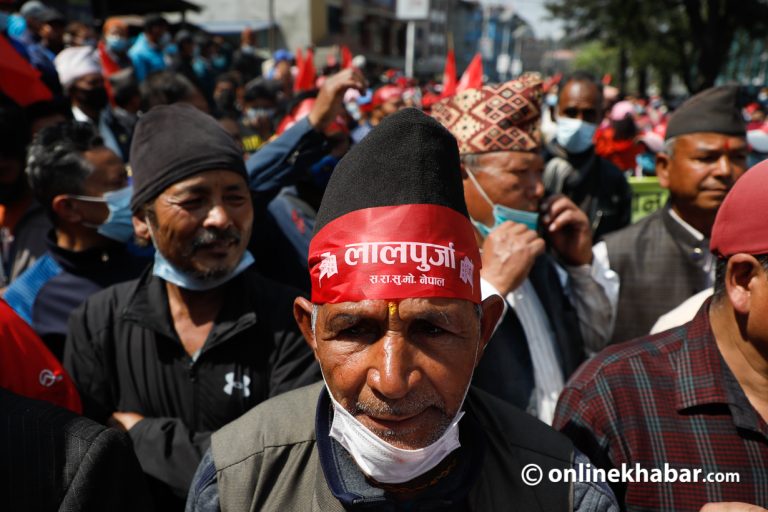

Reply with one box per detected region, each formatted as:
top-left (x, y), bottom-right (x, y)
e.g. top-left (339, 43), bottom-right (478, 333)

top-left (473, 255), bottom-right (585, 413)
top-left (603, 203), bottom-right (711, 344)
top-left (4, 232), bottom-right (148, 359)
top-left (64, 266), bottom-right (321, 508)
top-left (201, 382), bottom-right (575, 512)
top-left (543, 142), bottom-right (632, 241)
top-left (0, 387), bottom-right (153, 511)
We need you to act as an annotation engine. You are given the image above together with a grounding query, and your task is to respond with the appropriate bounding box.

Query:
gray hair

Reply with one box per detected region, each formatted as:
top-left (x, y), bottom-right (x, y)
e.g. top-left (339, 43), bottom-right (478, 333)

top-left (26, 121), bottom-right (104, 220)
top-left (662, 136), bottom-right (677, 159)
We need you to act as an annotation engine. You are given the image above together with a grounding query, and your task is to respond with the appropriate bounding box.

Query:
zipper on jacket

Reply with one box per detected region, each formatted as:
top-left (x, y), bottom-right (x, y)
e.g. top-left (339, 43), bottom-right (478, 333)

top-left (188, 361), bottom-right (199, 430)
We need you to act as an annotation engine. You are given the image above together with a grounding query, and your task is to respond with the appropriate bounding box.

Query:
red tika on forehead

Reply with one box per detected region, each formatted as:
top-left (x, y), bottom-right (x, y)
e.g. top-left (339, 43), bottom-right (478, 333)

top-left (308, 204), bottom-right (482, 304)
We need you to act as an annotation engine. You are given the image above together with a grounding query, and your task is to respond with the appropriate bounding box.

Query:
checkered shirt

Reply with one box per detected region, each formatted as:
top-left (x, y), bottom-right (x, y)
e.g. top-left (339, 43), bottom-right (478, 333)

top-left (553, 300), bottom-right (768, 511)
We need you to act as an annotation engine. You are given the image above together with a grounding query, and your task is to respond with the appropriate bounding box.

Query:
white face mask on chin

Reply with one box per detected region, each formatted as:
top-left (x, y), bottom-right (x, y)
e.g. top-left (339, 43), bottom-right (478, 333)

top-left (325, 338), bottom-right (480, 484)
top-left (328, 390), bottom-right (465, 484)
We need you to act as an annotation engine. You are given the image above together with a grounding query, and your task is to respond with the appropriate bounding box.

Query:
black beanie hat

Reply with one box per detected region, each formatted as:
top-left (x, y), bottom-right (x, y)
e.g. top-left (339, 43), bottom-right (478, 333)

top-left (129, 103), bottom-right (247, 212)
top-left (314, 108), bottom-right (468, 235)
top-left (665, 85), bottom-right (746, 140)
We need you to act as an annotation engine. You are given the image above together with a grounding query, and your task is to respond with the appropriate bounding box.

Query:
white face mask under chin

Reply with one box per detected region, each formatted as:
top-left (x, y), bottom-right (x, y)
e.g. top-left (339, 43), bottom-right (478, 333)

top-left (325, 339), bottom-right (479, 484)
top-left (328, 391), bottom-right (465, 484)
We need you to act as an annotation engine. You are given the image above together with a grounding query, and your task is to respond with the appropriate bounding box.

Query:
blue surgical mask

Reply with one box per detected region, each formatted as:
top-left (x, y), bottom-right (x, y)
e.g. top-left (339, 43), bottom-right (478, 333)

top-left (246, 107), bottom-right (276, 122)
top-left (70, 185), bottom-right (135, 243)
top-left (636, 152), bottom-right (656, 175)
top-left (545, 93), bottom-right (558, 107)
top-left (556, 117), bottom-right (597, 154)
top-left (145, 221), bottom-right (255, 291)
top-left (212, 54), bottom-right (227, 69)
top-left (465, 168), bottom-right (539, 237)
top-left (152, 247), bottom-right (255, 291)
top-left (106, 35), bottom-right (129, 53)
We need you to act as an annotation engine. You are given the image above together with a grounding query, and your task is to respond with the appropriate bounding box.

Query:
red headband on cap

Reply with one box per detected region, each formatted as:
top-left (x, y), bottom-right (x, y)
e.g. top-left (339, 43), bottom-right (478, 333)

top-left (308, 204), bottom-right (481, 304)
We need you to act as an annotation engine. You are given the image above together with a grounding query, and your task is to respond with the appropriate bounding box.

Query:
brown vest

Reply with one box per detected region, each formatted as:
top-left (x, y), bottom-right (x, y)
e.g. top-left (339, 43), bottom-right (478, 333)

top-left (603, 205), bottom-right (711, 343)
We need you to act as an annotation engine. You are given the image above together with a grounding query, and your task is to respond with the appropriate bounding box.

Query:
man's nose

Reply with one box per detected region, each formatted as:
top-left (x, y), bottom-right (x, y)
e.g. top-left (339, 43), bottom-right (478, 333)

top-left (203, 203), bottom-right (234, 230)
top-left (712, 154), bottom-right (734, 178)
top-left (367, 335), bottom-right (420, 401)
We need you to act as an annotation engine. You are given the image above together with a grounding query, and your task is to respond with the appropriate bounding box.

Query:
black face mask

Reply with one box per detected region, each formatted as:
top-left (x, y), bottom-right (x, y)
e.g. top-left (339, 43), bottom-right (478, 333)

top-left (75, 86), bottom-right (109, 112)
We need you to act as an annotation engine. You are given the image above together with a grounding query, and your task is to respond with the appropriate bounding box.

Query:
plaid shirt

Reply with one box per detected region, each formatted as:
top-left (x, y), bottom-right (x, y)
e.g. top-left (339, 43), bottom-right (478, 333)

top-left (553, 300), bottom-right (768, 511)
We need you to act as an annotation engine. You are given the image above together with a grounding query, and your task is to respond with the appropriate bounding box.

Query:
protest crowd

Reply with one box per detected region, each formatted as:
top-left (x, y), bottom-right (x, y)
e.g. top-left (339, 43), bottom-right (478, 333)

top-left (1, 1), bottom-right (768, 511)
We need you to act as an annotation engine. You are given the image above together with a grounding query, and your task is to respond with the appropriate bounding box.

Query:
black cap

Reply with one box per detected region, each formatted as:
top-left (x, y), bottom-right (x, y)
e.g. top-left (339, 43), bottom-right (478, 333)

top-left (665, 85), bottom-right (747, 140)
top-left (129, 103), bottom-right (247, 212)
top-left (314, 108), bottom-right (468, 235)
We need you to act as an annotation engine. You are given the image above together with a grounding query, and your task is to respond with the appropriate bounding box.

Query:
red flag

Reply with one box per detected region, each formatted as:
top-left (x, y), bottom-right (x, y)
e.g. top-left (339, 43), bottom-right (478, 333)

top-left (295, 48), bottom-right (304, 73)
top-left (542, 72), bottom-right (562, 93)
top-left (0, 35), bottom-right (53, 107)
top-left (341, 45), bottom-right (353, 69)
top-left (441, 49), bottom-right (457, 98)
top-left (602, 73), bottom-right (612, 85)
top-left (294, 48), bottom-right (317, 92)
top-left (456, 53), bottom-right (483, 92)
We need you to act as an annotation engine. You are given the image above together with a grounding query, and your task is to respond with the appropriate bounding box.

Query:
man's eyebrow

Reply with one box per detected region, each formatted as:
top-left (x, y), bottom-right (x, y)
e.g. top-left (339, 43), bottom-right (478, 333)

top-left (325, 313), bottom-right (364, 329)
top-left (409, 309), bottom-right (455, 326)
top-left (174, 184), bottom-right (210, 195)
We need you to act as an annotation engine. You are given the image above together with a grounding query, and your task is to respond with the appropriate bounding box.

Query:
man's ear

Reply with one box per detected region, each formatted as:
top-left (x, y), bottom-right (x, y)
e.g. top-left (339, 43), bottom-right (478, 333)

top-left (477, 295), bottom-right (504, 361)
top-left (132, 213), bottom-right (151, 243)
top-left (656, 151), bottom-right (671, 189)
top-left (51, 195), bottom-right (82, 223)
top-left (294, 296), bottom-right (318, 355)
top-left (726, 254), bottom-right (762, 315)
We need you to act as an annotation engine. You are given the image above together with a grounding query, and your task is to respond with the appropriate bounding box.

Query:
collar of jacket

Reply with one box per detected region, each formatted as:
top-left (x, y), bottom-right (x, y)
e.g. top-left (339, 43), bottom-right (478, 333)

top-left (660, 202), bottom-right (711, 268)
top-left (120, 265), bottom-right (259, 353)
top-left (45, 230), bottom-right (141, 282)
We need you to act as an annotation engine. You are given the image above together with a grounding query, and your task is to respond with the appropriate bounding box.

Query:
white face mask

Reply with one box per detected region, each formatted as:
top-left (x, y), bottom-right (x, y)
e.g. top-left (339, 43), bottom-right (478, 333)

top-left (556, 116), bottom-right (597, 154)
top-left (328, 391), bottom-right (465, 484)
top-left (325, 335), bottom-right (480, 484)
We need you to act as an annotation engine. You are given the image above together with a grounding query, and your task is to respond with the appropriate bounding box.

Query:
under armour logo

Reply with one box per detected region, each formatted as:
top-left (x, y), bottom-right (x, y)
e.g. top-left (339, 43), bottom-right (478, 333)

top-left (223, 372), bottom-right (251, 397)
top-left (39, 369), bottom-right (63, 388)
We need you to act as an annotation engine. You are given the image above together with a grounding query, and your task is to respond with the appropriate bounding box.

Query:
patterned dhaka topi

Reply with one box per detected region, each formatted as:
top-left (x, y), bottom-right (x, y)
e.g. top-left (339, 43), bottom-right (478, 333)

top-left (431, 73), bottom-right (543, 155)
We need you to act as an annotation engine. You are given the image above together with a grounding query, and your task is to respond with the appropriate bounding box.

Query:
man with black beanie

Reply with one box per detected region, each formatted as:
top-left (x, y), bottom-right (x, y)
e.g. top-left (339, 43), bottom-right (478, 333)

top-left (186, 108), bottom-right (618, 512)
top-left (595, 85), bottom-right (749, 343)
top-left (64, 103), bottom-right (320, 509)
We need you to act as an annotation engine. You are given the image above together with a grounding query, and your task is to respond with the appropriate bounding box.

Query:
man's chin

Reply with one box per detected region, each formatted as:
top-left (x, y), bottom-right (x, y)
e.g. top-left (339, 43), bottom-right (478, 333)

top-left (359, 410), bottom-right (451, 450)
top-left (184, 261), bottom-right (238, 281)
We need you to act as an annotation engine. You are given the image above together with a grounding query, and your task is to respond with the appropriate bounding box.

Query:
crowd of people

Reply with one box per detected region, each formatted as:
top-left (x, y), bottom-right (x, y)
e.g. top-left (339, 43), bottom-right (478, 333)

top-left (1, 1), bottom-right (768, 511)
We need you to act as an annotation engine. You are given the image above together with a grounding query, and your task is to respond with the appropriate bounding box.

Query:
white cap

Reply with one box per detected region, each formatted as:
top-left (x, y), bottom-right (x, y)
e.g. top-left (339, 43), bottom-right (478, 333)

top-left (54, 46), bottom-right (102, 90)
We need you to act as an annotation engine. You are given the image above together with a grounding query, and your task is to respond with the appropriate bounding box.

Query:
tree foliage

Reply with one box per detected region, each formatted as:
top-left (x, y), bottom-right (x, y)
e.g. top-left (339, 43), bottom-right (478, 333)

top-left (572, 41), bottom-right (618, 79)
top-left (545, 0), bottom-right (768, 93)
